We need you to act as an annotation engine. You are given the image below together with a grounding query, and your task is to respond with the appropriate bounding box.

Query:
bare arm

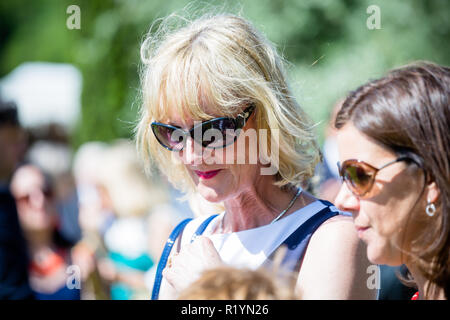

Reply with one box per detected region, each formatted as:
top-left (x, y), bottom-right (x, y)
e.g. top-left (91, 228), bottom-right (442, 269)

top-left (296, 215), bottom-right (376, 300)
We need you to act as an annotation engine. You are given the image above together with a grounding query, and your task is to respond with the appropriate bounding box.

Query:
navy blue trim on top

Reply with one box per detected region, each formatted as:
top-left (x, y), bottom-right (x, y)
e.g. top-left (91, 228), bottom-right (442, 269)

top-left (267, 200), bottom-right (339, 272)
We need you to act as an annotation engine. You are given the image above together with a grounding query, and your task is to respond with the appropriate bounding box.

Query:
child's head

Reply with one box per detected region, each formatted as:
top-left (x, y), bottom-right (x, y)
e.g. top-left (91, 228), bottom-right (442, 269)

top-left (178, 266), bottom-right (297, 300)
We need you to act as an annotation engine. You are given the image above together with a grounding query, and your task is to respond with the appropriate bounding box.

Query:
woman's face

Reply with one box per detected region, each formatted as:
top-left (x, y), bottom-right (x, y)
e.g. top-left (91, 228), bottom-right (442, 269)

top-left (10, 165), bottom-right (54, 231)
top-left (166, 106), bottom-right (263, 203)
top-left (334, 123), bottom-right (426, 266)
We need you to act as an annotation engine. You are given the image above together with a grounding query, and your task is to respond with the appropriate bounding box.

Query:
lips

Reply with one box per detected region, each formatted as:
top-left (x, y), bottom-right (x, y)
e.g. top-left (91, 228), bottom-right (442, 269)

top-left (194, 169), bottom-right (222, 179)
top-left (355, 226), bottom-right (370, 238)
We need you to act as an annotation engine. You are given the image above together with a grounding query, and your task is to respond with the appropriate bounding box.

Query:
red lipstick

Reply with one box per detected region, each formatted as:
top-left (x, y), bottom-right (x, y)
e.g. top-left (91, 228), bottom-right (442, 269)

top-left (194, 169), bottom-right (221, 179)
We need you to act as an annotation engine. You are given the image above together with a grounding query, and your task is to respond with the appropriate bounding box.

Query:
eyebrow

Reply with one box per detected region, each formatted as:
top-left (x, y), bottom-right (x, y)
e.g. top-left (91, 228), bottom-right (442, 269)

top-left (165, 115), bottom-right (226, 129)
top-left (166, 121), bottom-right (182, 128)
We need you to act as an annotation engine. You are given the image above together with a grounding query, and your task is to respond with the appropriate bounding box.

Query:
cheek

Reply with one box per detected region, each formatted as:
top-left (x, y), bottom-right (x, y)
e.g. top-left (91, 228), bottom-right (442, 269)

top-left (362, 197), bottom-right (415, 260)
top-left (363, 200), bottom-right (401, 235)
top-left (360, 204), bottom-right (401, 264)
top-left (376, 186), bottom-right (423, 239)
top-left (225, 163), bottom-right (260, 192)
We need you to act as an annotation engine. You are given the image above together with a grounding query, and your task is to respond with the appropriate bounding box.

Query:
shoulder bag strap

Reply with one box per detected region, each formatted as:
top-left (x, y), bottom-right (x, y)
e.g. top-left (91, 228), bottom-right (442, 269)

top-left (151, 214), bottom-right (218, 300)
top-left (190, 214), bottom-right (219, 242)
top-left (151, 218), bottom-right (192, 300)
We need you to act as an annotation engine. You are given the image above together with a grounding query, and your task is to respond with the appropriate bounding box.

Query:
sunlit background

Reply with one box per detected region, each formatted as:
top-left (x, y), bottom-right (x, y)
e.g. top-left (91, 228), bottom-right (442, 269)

top-left (0, 0), bottom-right (448, 300)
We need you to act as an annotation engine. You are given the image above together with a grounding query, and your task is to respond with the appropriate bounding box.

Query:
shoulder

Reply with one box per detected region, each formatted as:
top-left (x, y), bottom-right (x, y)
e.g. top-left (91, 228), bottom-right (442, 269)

top-left (312, 213), bottom-right (356, 244)
top-left (305, 213), bottom-right (360, 265)
top-left (297, 209), bottom-right (375, 299)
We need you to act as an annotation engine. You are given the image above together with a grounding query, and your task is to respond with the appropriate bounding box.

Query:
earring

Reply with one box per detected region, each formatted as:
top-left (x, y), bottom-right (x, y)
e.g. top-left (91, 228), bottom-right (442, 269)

top-left (425, 201), bottom-right (436, 217)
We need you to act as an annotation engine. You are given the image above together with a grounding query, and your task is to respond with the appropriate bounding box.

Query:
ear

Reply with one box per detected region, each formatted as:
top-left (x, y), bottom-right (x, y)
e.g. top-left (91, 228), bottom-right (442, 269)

top-left (425, 181), bottom-right (440, 204)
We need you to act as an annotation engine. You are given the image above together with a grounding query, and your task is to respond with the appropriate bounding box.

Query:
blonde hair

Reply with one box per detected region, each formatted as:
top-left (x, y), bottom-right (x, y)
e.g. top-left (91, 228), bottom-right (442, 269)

top-left (136, 12), bottom-right (320, 195)
top-left (177, 266), bottom-right (297, 300)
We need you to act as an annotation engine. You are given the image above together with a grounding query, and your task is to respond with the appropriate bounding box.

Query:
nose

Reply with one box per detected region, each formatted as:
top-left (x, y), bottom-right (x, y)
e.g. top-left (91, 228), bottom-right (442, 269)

top-left (180, 136), bottom-right (204, 166)
top-left (28, 189), bottom-right (46, 209)
top-left (334, 182), bottom-right (360, 215)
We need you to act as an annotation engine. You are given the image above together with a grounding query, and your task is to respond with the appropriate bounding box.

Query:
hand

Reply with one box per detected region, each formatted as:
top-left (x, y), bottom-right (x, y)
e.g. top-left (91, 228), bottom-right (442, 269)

top-left (97, 257), bottom-right (117, 282)
top-left (162, 236), bottom-right (222, 294)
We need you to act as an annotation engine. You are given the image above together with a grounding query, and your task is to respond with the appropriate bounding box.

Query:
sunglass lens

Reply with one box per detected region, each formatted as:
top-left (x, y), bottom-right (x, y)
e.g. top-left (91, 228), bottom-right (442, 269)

top-left (200, 118), bottom-right (237, 148)
top-left (152, 124), bottom-right (185, 150)
top-left (343, 162), bottom-right (375, 195)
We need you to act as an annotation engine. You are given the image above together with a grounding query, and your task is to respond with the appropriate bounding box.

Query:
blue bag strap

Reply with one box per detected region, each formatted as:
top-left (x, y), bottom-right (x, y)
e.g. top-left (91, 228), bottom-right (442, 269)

top-left (190, 214), bottom-right (219, 243)
top-left (151, 218), bottom-right (192, 300)
top-left (151, 214), bottom-right (218, 300)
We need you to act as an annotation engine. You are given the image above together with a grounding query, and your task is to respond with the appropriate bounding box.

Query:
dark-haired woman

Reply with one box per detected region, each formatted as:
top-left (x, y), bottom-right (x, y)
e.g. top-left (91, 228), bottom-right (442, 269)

top-left (334, 62), bottom-right (449, 300)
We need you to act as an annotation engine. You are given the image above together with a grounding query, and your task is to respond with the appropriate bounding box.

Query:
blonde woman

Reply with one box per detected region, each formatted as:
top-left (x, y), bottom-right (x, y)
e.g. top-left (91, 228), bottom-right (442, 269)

top-left (136, 13), bottom-right (373, 300)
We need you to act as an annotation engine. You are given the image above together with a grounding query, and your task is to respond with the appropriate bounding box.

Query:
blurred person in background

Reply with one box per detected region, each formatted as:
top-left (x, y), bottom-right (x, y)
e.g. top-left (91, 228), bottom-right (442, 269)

top-left (72, 140), bottom-right (192, 299)
top-left (71, 141), bottom-right (113, 299)
top-left (10, 164), bottom-right (80, 299)
top-left (334, 62), bottom-right (449, 300)
top-left (315, 99), bottom-right (343, 203)
top-left (0, 97), bottom-right (33, 299)
top-left (27, 126), bottom-right (82, 247)
top-left (92, 140), bottom-right (170, 299)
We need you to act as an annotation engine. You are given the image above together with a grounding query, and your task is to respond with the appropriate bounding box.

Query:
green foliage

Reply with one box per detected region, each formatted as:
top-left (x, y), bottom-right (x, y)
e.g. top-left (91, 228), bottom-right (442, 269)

top-left (0, 0), bottom-right (449, 147)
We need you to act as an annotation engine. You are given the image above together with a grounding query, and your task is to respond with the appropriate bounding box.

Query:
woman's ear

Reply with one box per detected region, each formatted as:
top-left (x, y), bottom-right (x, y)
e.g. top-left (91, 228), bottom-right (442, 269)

top-left (426, 181), bottom-right (440, 204)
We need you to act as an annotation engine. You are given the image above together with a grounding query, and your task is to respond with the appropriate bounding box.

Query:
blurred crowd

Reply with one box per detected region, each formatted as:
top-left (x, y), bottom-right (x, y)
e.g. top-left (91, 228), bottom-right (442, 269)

top-left (0, 96), bottom-right (201, 300)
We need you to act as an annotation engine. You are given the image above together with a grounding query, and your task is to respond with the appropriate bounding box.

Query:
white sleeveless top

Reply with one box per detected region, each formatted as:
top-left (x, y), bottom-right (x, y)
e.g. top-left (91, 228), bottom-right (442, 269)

top-left (179, 200), bottom-right (342, 270)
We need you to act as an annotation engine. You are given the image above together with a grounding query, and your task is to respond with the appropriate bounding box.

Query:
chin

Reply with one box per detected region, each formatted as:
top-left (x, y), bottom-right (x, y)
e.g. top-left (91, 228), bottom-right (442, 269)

top-left (366, 244), bottom-right (401, 266)
top-left (196, 183), bottom-right (225, 203)
top-left (367, 251), bottom-right (386, 265)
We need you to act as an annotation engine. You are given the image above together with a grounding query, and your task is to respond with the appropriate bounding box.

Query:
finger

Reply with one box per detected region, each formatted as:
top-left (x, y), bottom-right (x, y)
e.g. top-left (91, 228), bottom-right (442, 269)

top-left (163, 265), bottom-right (180, 285)
top-left (197, 236), bottom-right (221, 259)
top-left (195, 236), bottom-right (216, 251)
top-left (163, 265), bottom-right (189, 292)
top-left (162, 267), bottom-right (174, 287)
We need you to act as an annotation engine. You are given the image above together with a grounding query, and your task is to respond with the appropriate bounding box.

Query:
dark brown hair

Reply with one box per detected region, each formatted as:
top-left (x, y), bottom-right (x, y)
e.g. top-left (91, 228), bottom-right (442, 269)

top-left (0, 97), bottom-right (20, 127)
top-left (335, 61), bottom-right (449, 299)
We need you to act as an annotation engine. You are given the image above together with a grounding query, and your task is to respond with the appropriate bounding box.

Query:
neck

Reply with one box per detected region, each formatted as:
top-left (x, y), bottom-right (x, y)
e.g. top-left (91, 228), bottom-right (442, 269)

top-left (406, 263), bottom-right (446, 300)
top-left (0, 163), bottom-right (13, 183)
top-left (0, 172), bottom-right (10, 186)
top-left (25, 230), bottom-right (53, 252)
top-left (221, 175), bottom-right (299, 233)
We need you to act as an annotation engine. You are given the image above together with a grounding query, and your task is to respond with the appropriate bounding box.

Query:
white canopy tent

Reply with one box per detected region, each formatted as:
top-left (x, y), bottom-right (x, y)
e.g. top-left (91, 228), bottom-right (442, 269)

top-left (0, 62), bottom-right (82, 130)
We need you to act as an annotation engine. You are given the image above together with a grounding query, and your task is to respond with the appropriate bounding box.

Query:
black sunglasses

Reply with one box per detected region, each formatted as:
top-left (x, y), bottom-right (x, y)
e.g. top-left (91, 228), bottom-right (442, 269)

top-left (151, 105), bottom-right (255, 151)
top-left (337, 156), bottom-right (413, 197)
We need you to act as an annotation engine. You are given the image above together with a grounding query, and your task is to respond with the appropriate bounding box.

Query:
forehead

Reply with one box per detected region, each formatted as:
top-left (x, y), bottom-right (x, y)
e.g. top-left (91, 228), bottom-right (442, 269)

top-left (11, 166), bottom-right (45, 194)
top-left (336, 123), bottom-right (395, 166)
top-left (0, 125), bottom-right (22, 140)
top-left (150, 46), bottom-right (240, 125)
top-left (155, 92), bottom-right (230, 127)
top-left (160, 102), bottom-right (223, 126)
